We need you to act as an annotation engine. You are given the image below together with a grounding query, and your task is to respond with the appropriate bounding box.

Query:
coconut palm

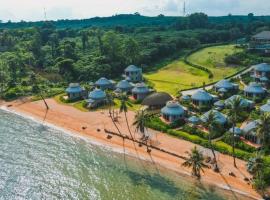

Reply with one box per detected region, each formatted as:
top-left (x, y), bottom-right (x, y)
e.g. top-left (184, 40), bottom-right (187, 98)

top-left (201, 111), bottom-right (219, 172)
top-left (247, 152), bottom-right (266, 195)
top-left (133, 110), bottom-right (152, 138)
top-left (119, 94), bottom-right (134, 139)
top-left (256, 113), bottom-right (270, 150)
top-left (227, 96), bottom-right (243, 168)
top-left (106, 90), bottom-right (122, 136)
top-left (182, 146), bottom-right (207, 179)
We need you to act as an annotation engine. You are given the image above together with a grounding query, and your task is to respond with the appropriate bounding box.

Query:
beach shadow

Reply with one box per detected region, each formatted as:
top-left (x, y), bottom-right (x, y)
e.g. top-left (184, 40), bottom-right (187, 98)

top-left (218, 173), bottom-right (239, 200)
top-left (194, 181), bottom-right (226, 200)
top-left (124, 171), bottom-right (181, 197)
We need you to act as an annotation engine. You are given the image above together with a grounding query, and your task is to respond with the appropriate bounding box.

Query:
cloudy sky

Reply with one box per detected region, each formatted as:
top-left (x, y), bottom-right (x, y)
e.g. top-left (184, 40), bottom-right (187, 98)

top-left (0, 0), bottom-right (269, 22)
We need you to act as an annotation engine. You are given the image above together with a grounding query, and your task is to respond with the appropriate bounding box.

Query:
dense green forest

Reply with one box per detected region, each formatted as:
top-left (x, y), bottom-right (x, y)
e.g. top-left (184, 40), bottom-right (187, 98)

top-left (0, 13), bottom-right (270, 99)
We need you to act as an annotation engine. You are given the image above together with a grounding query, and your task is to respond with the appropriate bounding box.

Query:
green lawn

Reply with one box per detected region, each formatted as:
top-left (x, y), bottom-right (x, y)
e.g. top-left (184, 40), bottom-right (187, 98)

top-left (144, 44), bottom-right (244, 95)
top-left (144, 60), bottom-right (209, 95)
top-left (187, 44), bottom-right (244, 81)
top-left (54, 94), bottom-right (141, 112)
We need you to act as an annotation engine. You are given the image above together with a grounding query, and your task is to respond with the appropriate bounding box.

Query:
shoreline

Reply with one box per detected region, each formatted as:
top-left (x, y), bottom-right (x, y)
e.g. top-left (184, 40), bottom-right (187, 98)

top-left (0, 99), bottom-right (263, 200)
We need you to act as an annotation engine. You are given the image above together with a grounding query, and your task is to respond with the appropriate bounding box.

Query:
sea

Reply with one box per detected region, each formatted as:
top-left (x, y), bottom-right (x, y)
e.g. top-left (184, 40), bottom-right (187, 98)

top-left (0, 108), bottom-right (230, 200)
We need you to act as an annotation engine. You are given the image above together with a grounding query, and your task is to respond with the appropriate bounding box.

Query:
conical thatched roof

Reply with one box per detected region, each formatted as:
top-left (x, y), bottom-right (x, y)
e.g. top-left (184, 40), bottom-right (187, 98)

top-left (253, 63), bottom-right (270, 72)
top-left (142, 92), bottom-right (173, 106)
top-left (66, 83), bottom-right (83, 93)
top-left (244, 82), bottom-right (265, 94)
top-left (161, 101), bottom-right (185, 116)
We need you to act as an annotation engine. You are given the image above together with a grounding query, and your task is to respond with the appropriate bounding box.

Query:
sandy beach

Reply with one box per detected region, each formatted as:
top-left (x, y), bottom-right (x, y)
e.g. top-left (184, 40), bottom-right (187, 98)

top-left (0, 98), bottom-right (264, 200)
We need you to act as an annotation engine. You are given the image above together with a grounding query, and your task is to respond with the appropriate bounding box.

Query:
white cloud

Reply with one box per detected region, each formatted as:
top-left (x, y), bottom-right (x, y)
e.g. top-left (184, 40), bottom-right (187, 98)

top-left (0, 0), bottom-right (269, 22)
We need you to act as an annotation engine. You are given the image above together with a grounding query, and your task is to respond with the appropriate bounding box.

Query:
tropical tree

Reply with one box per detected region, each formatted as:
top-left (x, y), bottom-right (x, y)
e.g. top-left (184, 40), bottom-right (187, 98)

top-left (201, 111), bottom-right (219, 172)
top-left (105, 91), bottom-right (122, 136)
top-left (133, 109), bottom-right (153, 151)
top-left (119, 94), bottom-right (133, 139)
top-left (80, 30), bottom-right (89, 51)
top-left (133, 109), bottom-right (152, 139)
top-left (256, 113), bottom-right (270, 151)
top-left (227, 96), bottom-right (243, 167)
top-left (247, 152), bottom-right (267, 195)
top-left (182, 146), bottom-right (207, 179)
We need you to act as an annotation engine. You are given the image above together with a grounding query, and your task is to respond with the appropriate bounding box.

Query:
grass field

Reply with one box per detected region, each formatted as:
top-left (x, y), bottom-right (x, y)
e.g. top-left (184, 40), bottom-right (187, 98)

top-left (187, 44), bottom-right (244, 81)
top-left (144, 45), bottom-right (244, 95)
top-left (144, 60), bottom-right (209, 95)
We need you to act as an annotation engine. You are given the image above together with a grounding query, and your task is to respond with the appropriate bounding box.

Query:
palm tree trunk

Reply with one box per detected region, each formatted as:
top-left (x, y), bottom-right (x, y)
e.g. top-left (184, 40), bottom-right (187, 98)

top-left (109, 110), bottom-right (122, 136)
top-left (232, 125), bottom-right (237, 168)
top-left (124, 111), bottom-right (135, 141)
top-left (209, 135), bottom-right (219, 172)
top-left (40, 95), bottom-right (49, 110)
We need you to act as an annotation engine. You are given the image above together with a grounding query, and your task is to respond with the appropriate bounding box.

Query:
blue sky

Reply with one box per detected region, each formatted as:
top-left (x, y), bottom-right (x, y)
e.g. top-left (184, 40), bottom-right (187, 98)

top-left (0, 0), bottom-right (269, 22)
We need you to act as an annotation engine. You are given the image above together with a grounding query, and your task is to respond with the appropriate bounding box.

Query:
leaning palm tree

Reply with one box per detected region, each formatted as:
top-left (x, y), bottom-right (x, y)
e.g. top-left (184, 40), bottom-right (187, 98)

top-left (119, 94), bottom-right (134, 140)
top-left (133, 110), bottom-right (152, 139)
top-left (227, 96), bottom-right (243, 168)
top-left (182, 146), bottom-right (207, 179)
top-left (133, 110), bottom-right (153, 152)
top-left (105, 90), bottom-right (122, 136)
top-left (201, 111), bottom-right (219, 172)
top-left (256, 113), bottom-right (270, 150)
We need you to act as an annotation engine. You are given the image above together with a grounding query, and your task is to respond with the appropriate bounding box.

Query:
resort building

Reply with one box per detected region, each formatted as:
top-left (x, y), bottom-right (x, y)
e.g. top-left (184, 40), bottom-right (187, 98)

top-left (188, 116), bottom-right (200, 125)
top-left (142, 92), bottom-right (173, 110)
top-left (214, 79), bottom-right (239, 94)
top-left (260, 100), bottom-right (270, 113)
top-left (116, 80), bottom-right (133, 93)
top-left (66, 83), bottom-right (86, 100)
top-left (87, 88), bottom-right (107, 108)
top-left (214, 100), bottom-right (225, 110)
top-left (224, 95), bottom-right (254, 109)
top-left (229, 127), bottom-right (242, 137)
top-left (200, 110), bottom-right (227, 126)
top-left (131, 83), bottom-right (151, 100)
top-left (191, 90), bottom-right (213, 107)
top-left (181, 95), bottom-right (191, 102)
top-left (244, 82), bottom-right (266, 99)
top-left (251, 63), bottom-right (270, 83)
top-left (161, 101), bottom-right (186, 123)
top-left (95, 77), bottom-right (114, 90)
top-left (249, 31), bottom-right (270, 53)
top-left (242, 121), bottom-right (261, 144)
top-left (124, 65), bottom-right (143, 82)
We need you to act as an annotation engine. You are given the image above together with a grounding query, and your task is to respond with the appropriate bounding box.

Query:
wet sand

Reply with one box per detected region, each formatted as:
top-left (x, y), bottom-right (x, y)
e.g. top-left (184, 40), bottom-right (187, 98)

top-left (0, 98), bottom-right (263, 200)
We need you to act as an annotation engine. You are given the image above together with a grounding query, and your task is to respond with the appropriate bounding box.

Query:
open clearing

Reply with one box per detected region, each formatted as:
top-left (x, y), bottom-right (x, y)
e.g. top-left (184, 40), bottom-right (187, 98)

top-left (145, 45), bottom-right (244, 95)
top-left (187, 44), bottom-right (244, 81)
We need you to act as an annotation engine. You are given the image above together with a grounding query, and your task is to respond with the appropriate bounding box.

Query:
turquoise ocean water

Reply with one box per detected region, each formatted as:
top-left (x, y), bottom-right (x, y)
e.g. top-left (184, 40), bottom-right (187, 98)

top-left (0, 109), bottom-right (227, 200)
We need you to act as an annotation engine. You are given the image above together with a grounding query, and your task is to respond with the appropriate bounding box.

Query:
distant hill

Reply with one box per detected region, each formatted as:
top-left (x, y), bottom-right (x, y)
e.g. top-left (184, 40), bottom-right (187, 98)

top-left (1, 14), bottom-right (270, 29)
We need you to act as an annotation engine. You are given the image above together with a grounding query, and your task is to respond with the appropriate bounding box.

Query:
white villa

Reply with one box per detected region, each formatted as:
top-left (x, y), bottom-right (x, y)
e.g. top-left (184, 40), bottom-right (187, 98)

top-left (124, 65), bottom-right (143, 82)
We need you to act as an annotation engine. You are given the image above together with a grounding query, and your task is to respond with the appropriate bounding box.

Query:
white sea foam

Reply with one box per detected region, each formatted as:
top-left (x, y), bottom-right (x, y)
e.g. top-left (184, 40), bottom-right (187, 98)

top-left (0, 106), bottom-right (128, 156)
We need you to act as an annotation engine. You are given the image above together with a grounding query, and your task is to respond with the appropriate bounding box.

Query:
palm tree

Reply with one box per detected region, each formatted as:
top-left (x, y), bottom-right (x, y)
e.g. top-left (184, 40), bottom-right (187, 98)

top-left (256, 113), bottom-right (270, 150)
top-left (182, 146), bottom-right (207, 179)
top-left (227, 96), bottom-right (243, 168)
top-left (105, 90), bottom-right (122, 136)
top-left (201, 111), bottom-right (219, 172)
top-left (247, 152), bottom-right (266, 196)
top-left (133, 110), bottom-right (152, 139)
top-left (133, 110), bottom-right (153, 152)
top-left (119, 94), bottom-right (134, 140)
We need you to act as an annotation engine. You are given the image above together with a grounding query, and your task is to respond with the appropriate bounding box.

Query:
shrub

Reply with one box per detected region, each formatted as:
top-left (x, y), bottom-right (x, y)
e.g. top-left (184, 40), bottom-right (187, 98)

top-left (222, 132), bottom-right (256, 153)
top-left (181, 125), bottom-right (208, 139)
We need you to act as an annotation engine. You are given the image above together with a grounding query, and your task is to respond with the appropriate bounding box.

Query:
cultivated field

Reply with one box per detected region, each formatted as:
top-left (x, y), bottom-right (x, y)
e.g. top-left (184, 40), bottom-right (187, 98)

top-left (145, 45), bottom-right (244, 95)
top-left (187, 44), bottom-right (244, 81)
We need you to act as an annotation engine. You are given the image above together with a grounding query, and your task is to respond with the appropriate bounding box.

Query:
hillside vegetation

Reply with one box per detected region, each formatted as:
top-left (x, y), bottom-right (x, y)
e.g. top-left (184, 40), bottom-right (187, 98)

top-left (0, 13), bottom-right (270, 100)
